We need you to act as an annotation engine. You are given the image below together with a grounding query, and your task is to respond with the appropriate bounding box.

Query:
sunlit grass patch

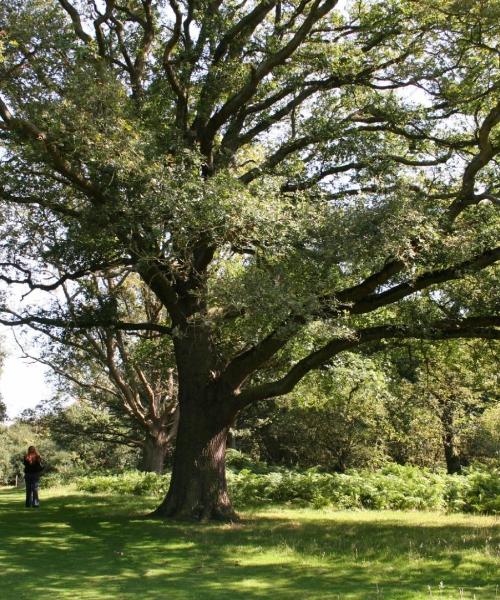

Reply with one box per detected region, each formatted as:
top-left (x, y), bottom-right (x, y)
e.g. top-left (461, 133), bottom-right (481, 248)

top-left (0, 487), bottom-right (498, 599)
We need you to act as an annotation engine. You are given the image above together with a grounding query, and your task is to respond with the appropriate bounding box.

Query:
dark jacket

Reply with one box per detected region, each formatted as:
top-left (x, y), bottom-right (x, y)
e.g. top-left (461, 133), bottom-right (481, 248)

top-left (23, 457), bottom-right (44, 475)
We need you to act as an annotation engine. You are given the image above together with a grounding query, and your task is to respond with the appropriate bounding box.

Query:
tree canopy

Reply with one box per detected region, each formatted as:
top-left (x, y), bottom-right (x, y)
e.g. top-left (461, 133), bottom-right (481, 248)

top-left (0, 0), bottom-right (498, 519)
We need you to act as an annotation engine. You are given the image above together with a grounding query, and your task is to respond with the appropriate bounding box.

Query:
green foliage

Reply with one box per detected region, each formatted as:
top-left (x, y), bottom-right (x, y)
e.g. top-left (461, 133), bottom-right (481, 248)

top-left (236, 352), bottom-right (394, 471)
top-left (0, 340), bottom-right (6, 423)
top-left (382, 340), bottom-right (499, 472)
top-left (445, 467), bottom-right (500, 515)
top-left (235, 343), bottom-right (498, 473)
top-left (74, 463), bottom-right (499, 514)
top-left (1, 0), bottom-right (498, 361)
top-left (44, 400), bottom-right (141, 473)
top-left (228, 464), bottom-right (449, 511)
top-left (76, 470), bottom-right (170, 497)
top-left (461, 469), bottom-right (500, 514)
top-left (382, 378), bottom-right (444, 467)
top-left (0, 407), bottom-right (138, 485)
top-left (1, 0), bottom-right (499, 518)
top-left (0, 420), bottom-right (68, 484)
top-left (225, 448), bottom-right (269, 472)
top-left (465, 404), bottom-right (500, 464)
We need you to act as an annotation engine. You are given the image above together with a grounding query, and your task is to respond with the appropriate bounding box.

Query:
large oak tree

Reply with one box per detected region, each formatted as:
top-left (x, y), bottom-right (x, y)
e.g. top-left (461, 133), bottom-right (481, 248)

top-left (0, 0), bottom-right (499, 519)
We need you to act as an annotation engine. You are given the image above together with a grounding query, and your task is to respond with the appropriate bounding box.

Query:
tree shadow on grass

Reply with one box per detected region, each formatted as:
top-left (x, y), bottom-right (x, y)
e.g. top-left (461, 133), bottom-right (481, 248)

top-left (0, 489), bottom-right (497, 600)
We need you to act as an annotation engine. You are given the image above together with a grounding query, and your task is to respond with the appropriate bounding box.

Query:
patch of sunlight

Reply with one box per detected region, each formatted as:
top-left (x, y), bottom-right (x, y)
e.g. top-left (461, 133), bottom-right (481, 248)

top-left (252, 508), bottom-right (500, 528)
top-left (120, 541), bottom-right (167, 551)
top-left (227, 544), bottom-right (262, 554)
top-left (1, 567), bottom-right (30, 575)
top-left (141, 565), bottom-right (191, 578)
top-left (3, 536), bottom-right (41, 542)
top-left (26, 544), bottom-right (76, 554)
top-left (234, 553), bottom-right (305, 569)
top-left (451, 555), bottom-right (499, 570)
top-left (229, 578), bottom-right (275, 591)
top-left (164, 542), bottom-right (197, 550)
top-left (73, 573), bottom-right (125, 583)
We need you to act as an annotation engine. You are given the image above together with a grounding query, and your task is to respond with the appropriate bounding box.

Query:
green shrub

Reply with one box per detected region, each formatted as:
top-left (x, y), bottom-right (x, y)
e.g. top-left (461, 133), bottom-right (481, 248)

top-left (76, 471), bottom-right (170, 496)
top-left (225, 449), bottom-right (270, 473)
top-left (73, 463), bottom-right (499, 515)
top-left (227, 465), bottom-right (449, 510)
top-left (445, 467), bottom-right (500, 515)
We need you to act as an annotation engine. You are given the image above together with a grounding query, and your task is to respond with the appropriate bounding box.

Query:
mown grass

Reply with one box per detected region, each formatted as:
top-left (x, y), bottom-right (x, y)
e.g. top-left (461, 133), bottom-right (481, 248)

top-left (0, 486), bottom-right (498, 599)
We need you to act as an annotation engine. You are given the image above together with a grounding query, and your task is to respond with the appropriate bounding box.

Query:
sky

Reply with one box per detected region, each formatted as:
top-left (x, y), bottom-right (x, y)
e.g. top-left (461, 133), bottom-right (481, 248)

top-left (0, 325), bottom-right (51, 419)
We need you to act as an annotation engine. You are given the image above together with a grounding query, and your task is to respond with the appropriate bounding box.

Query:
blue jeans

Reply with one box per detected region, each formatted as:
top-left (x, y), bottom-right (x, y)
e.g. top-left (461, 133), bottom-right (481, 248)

top-left (25, 474), bottom-right (40, 507)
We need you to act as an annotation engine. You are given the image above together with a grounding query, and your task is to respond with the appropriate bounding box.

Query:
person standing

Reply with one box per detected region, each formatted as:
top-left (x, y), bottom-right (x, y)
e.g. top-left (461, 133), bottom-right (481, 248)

top-left (23, 446), bottom-right (44, 508)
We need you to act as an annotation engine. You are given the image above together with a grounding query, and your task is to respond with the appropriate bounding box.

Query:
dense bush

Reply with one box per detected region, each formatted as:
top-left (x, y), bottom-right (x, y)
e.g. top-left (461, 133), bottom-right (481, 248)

top-left (445, 466), bottom-right (500, 514)
top-left (77, 471), bottom-right (171, 496)
top-left (228, 464), bottom-right (448, 511)
top-left (72, 462), bottom-right (499, 515)
top-left (225, 448), bottom-right (270, 473)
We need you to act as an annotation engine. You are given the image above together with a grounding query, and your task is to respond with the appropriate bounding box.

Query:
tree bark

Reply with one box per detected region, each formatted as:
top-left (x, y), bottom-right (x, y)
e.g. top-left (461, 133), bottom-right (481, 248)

top-left (151, 410), bottom-right (236, 520)
top-left (441, 405), bottom-right (462, 474)
top-left (443, 431), bottom-right (462, 474)
top-left (151, 326), bottom-right (237, 521)
top-left (140, 434), bottom-right (169, 474)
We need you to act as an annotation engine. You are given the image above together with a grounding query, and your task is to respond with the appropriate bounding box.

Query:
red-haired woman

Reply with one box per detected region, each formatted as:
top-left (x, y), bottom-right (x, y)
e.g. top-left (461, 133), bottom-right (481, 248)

top-left (24, 446), bottom-right (44, 508)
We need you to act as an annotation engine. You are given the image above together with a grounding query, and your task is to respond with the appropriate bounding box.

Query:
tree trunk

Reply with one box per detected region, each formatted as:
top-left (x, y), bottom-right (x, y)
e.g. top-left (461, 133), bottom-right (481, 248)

top-left (140, 434), bottom-right (169, 474)
top-left (151, 327), bottom-right (237, 521)
top-left (443, 431), bottom-right (462, 474)
top-left (441, 404), bottom-right (462, 474)
top-left (151, 410), bottom-right (236, 520)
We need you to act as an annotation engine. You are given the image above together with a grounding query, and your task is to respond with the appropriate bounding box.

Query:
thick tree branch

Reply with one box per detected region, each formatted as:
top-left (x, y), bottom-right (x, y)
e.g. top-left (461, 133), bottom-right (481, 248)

top-left (239, 135), bottom-right (314, 183)
top-left (58, 0), bottom-right (93, 44)
top-left (235, 316), bottom-right (500, 407)
top-left (213, 0), bottom-right (278, 64)
top-left (346, 247), bottom-right (500, 315)
top-left (335, 259), bottom-right (406, 304)
top-left (0, 309), bottom-right (173, 335)
top-left (0, 259), bottom-right (131, 293)
top-left (0, 97), bottom-right (104, 201)
top-left (132, 0), bottom-right (155, 98)
top-left (103, 334), bottom-right (149, 427)
top-left (163, 0), bottom-right (188, 127)
top-left (200, 0), bottom-right (339, 157)
top-left (446, 101), bottom-right (500, 223)
top-left (0, 187), bottom-right (81, 218)
top-left (282, 152), bottom-right (452, 192)
top-left (221, 246), bottom-right (499, 390)
top-left (221, 319), bottom-right (305, 391)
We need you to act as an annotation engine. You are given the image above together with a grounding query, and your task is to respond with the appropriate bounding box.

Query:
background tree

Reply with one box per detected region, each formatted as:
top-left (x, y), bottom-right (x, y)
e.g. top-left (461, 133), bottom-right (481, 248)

top-left (35, 399), bottom-right (141, 474)
top-left (0, 399), bottom-right (6, 424)
top-left (18, 275), bottom-right (179, 473)
top-left (0, 0), bottom-right (499, 519)
top-left (237, 352), bottom-right (392, 471)
top-left (385, 339), bottom-right (499, 473)
top-left (466, 403), bottom-right (500, 465)
top-left (0, 414), bottom-right (70, 484)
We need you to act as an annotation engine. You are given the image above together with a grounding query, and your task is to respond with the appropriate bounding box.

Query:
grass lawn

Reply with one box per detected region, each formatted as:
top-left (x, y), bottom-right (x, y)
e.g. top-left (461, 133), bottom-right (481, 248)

top-left (0, 486), bottom-right (498, 599)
